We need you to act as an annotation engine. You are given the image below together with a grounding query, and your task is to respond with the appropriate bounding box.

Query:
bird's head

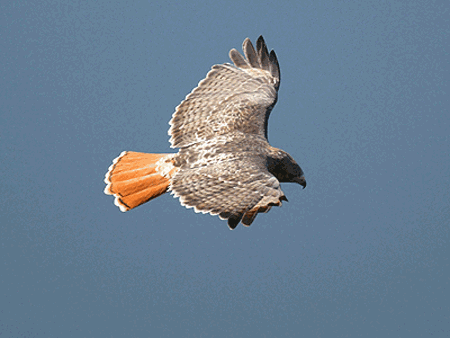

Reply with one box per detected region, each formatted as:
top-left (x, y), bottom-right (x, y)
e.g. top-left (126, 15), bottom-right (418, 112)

top-left (268, 150), bottom-right (306, 188)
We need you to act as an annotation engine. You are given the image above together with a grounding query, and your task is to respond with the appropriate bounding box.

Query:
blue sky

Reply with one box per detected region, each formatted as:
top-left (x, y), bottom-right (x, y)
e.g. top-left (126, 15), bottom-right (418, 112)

top-left (1, 1), bottom-right (449, 337)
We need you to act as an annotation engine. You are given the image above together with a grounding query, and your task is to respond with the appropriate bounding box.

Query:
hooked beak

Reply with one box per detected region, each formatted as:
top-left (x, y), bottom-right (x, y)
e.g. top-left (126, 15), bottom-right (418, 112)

top-left (296, 176), bottom-right (307, 189)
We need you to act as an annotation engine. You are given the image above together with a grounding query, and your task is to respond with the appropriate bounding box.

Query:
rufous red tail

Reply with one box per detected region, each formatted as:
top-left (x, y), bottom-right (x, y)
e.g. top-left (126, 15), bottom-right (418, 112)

top-left (104, 151), bottom-right (178, 212)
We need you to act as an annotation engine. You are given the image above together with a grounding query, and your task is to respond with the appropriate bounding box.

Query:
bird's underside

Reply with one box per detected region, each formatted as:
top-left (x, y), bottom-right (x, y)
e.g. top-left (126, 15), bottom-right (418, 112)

top-left (104, 36), bottom-right (306, 229)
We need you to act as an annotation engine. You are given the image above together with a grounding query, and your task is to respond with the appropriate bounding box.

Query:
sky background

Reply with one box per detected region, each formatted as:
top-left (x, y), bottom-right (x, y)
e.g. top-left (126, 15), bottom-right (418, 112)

top-left (1, 1), bottom-right (449, 337)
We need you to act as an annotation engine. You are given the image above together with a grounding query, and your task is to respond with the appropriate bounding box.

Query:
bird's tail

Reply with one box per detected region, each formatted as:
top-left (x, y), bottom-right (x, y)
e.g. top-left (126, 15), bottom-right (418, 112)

top-left (104, 151), bottom-right (177, 212)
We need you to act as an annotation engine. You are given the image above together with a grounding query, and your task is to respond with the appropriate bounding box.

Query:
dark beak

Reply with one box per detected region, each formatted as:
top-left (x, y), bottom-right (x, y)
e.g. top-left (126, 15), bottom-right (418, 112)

top-left (296, 176), bottom-right (307, 189)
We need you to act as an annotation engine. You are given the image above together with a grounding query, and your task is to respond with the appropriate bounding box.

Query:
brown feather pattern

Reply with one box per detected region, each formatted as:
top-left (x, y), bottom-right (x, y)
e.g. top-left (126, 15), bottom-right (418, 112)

top-left (104, 36), bottom-right (305, 229)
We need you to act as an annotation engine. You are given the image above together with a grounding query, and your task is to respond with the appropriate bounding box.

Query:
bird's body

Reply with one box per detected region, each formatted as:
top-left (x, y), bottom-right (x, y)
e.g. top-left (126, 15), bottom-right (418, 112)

top-left (104, 36), bottom-right (306, 229)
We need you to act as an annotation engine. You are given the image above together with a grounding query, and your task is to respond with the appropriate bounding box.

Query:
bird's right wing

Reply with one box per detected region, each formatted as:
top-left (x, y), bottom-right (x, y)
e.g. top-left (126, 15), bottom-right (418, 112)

top-left (168, 36), bottom-right (280, 149)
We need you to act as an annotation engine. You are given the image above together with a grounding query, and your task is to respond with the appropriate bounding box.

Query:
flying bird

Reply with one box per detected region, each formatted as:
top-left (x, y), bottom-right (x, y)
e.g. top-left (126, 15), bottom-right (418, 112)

top-left (104, 36), bottom-right (306, 229)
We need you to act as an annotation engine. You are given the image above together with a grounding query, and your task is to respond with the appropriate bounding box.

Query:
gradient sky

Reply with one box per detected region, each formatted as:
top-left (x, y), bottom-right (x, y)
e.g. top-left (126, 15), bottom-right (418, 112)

top-left (2, 1), bottom-right (449, 337)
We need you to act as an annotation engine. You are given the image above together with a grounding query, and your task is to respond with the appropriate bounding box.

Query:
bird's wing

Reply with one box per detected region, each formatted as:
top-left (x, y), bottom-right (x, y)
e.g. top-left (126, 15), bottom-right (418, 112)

top-left (170, 135), bottom-right (286, 229)
top-left (169, 36), bottom-right (280, 149)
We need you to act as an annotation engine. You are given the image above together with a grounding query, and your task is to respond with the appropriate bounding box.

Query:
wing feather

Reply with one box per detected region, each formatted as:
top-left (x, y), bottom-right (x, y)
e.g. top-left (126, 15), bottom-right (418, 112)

top-left (257, 36), bottom-right (270, 71)
top-left (269, 50), bottom-right (280, 83)
top-left (229, 49), bottom-right (249, 69)
top-left (170, 148), bottom-right (286, 229)
top-left (169, 36), bottom-right (280, 149)
top-left (243, 37), bottom-right (259, 68)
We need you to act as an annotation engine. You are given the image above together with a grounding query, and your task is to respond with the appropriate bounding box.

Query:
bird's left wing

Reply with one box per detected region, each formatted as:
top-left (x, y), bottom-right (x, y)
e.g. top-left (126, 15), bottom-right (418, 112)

top-left (170, 147), bottom-right (286, 229)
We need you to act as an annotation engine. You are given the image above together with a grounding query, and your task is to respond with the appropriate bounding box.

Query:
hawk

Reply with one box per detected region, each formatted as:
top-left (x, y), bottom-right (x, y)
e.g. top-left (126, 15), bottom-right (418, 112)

top-left (104, 36), bottom-right (306, 229)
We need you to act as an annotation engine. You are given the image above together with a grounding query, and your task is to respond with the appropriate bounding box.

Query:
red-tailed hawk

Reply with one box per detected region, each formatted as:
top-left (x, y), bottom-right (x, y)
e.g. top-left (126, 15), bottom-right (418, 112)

top-left (104, 36), bottom-right (306, 229)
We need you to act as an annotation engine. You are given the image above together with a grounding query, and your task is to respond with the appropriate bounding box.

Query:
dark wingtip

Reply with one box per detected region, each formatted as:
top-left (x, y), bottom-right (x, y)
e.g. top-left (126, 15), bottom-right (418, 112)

top-left (256, 35), bottom-right (265, 49)
top-left (269, 50), bottom-right (280, 85)
top-left (243, 37), bottom-right (259, 68)
top-left (256, 36), bottom-right (270, 71)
